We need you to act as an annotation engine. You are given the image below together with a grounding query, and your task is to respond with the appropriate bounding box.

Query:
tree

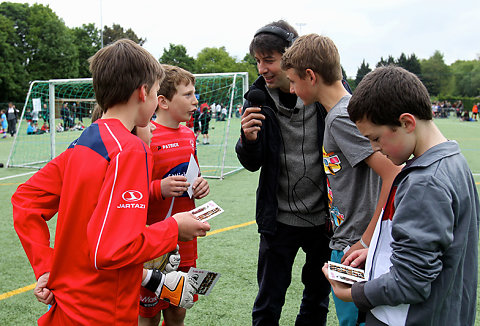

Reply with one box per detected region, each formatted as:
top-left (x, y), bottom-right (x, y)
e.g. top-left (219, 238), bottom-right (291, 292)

top-left (237, 53), bottom-right (258, 85)
top-left (0, 12), bottom-right (27, 102)
top-left (450, 60), bottom-right (480, 97)
top-left (0, 2), bottom-right (79, 101)
top-left (355, 59), bottom-right (372, 86)
top-left (159, 44), bottom-right (195, 72)
top-left (376, 55), bottom-right (395, 67)
top-left (71, 23), bottom-right (101, 77)
top-left (405, 54), bottom-right (422, 76)
top-left (396, 53), bottom-right (409, 70)
top-left (194, 47), bottom-right (237, 74)
top-left (102, 24), bottom-right (145, 46)
top-left (420, 50), bottom-right (450, 96)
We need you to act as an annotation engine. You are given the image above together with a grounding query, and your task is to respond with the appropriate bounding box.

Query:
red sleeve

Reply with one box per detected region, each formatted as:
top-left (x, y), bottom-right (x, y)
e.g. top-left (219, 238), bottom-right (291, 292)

top-left (149, 179), bottom-right (162, 202)
top-left (87, 149), bottom-right (178, 270)
top-left (12, 152), bottom-right (67, 279)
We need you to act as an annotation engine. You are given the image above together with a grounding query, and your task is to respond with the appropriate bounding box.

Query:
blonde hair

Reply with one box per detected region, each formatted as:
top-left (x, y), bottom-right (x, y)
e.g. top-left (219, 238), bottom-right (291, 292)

top-left (281, 33), bottom-right (342, 85)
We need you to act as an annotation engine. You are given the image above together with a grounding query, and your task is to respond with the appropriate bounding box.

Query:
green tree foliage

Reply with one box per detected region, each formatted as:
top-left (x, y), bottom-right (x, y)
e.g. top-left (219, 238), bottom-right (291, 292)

top-left (376, 55), bottom-right (396, 67)
top-left (0, 12), bottom-right (26, 101)
top-left (376, 53), bottom-right (421, 76)
top-left (449, 59), bottom-right (480, 97)
top-left (71, 23), bottom-right (101, 77)
top-left (0, 2), bottom-right (79, 101)
top-left (238, 53), bottom-right (258, 85)
top-left (102, 24), bottom-right (145, 46)
top-left (194, 47), bottom-right (237, 73)
top-left (420, 50), bottom-right (451, 96)
top-left (159, 43), bottom-right (195, 72)
top-left (355, 59), bottom-right (372, 86)
top-left (1, 1), bottom-right (477, 105)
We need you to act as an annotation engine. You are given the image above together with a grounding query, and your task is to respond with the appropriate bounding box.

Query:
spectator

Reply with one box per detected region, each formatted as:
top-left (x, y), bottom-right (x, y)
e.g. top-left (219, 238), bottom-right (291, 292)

top-left (199, 105), bottom-right (211, 144)
top-left (7, 102), bottom-right (18, 137)
top-left (472, 103), bottom-right (478, 121)
top-left (26, 121), bottom-right (36, 135)
top-left (1, 109), bottom-right (7, 138)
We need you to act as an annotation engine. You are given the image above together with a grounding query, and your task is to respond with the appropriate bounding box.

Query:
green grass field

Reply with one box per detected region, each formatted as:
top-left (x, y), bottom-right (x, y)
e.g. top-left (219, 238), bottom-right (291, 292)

top-left (0, 115), bottom-right (479, 325)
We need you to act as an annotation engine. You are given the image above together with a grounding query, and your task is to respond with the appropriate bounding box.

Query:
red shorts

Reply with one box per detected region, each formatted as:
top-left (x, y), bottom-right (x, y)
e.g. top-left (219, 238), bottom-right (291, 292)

top-left (139, 265), bottom-right (198, 318)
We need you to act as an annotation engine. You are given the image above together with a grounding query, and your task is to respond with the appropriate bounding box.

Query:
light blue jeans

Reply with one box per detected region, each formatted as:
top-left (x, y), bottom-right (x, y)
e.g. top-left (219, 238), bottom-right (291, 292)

top-left (331, 250), bottom-right (365, 326)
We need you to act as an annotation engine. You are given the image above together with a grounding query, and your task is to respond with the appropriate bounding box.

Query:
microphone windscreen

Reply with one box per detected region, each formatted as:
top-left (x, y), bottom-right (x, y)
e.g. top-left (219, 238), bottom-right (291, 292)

top-left (247, 89), bottom-right (266, 107)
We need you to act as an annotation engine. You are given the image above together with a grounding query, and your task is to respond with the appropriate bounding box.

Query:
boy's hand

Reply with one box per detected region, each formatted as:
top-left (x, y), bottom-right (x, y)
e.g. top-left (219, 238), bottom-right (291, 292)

top-left (342, 248), bottom-right (368, 268)
top-left (321, 263), bottom-right (353, 302)
top-left (161, 176), bottom-right (190, 198)
top-left (192, 177), bottom-right (209, 199)
top-left (164, 245), bottom-right (181, 273)
top-left (143, 269), bottom-right (197, 309)
top-left (34, 272), bottom-right (55, 305)
top-left (172, 212), bottom-right (210, 241)
top-left (241, 107), bottom-right (264, 141)
top-left (341, 241), bottom-right (365, 264)
top-left (159, 271), bottom-right (196, 309)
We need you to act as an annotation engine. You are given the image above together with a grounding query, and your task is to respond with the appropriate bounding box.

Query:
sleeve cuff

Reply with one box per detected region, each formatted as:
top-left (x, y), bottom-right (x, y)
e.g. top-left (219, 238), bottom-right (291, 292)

top-left (351, 281), bottom-right (374, 312)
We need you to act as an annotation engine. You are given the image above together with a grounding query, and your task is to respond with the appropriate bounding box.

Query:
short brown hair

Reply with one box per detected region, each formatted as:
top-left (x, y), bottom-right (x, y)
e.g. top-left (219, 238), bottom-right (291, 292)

top-left (281, 33), bottom-right (342, 84)
top-left (158, 65), bottom-right (195, 101)
top-left (89, 39), bottom-right (164, 112)
top-left (348, 65), bottom-right (432, 126)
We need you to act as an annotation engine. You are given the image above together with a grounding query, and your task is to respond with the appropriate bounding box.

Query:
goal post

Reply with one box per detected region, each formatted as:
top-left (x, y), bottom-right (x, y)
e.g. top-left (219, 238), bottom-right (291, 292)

top-left (7, 78), bottom-right (96, 169)
top-left (7, 72), bottom-right (248, 179)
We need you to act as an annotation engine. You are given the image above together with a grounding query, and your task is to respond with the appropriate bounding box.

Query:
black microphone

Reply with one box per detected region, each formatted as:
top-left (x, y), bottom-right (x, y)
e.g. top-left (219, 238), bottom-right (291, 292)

top-left (246, 89), bottom-right (266, 108)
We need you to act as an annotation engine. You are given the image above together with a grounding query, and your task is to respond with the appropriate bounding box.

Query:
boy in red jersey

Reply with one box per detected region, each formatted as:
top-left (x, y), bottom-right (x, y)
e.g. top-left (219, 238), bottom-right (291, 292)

top-left (12, 39), bottom-right (210, 325)
top-left (139, 65), bottom-right (210, 326)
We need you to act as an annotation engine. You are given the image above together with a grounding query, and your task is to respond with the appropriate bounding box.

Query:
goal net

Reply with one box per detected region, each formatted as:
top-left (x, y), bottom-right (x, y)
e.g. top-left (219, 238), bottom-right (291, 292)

top-left (7, 72), bottom-right (248, 179)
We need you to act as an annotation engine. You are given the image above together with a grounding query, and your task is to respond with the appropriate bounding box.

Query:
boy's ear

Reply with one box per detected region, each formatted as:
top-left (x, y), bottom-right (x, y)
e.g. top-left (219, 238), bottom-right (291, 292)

top-left (157, 95), bottom-right (168, 110)
top-left (398, 113), bottom-right (416, 132)
top-left (305, 68), bottom-right (316, 84)
top-left (139, 85), bottom-right (147, 102)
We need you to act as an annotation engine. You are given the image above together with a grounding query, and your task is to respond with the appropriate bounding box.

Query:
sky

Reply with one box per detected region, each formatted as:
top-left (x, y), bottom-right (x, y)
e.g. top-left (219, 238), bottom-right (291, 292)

top-left (9, 0), bottom-right (480, 78)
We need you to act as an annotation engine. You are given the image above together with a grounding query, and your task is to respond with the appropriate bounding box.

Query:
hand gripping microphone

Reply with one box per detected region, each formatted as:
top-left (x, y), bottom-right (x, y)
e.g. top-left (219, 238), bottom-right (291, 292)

top-left (244, 89), bottom-right (267, 134)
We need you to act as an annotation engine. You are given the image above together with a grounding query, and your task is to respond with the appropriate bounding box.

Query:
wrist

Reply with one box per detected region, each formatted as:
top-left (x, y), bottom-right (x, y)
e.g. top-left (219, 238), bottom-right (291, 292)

top-left (143, 269), bottom-right (165, 296)
top-left (359, 238), bottom-right (368, 249)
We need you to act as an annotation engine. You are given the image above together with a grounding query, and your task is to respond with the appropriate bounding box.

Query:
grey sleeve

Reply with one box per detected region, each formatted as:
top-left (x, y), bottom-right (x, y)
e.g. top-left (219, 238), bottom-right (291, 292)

top-left (364, 174), bottom-right (454, 307)
top-left (329, 114), bottom-right (373, 167)
top-left (351, 281), bottom-right (374, 312)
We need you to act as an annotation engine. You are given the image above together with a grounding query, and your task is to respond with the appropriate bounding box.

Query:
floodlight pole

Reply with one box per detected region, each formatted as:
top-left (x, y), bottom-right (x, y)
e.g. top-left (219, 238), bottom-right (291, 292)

top-left (100, 0), bottom-right (104, 48)
top-left (296, 23), bottom-right (306, 34)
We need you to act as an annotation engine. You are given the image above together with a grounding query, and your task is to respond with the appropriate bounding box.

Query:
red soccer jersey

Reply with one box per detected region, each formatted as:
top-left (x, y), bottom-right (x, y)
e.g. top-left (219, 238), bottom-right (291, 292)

top-left (12, 119), bottom-right (179, 325)
top-left (148, 121), bottom-right (198, 266)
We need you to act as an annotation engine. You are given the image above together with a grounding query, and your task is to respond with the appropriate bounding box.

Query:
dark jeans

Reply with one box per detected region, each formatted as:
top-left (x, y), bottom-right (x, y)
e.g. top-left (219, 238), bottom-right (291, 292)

top-left (252, 222), bottom-right (332, 326)
top-left (7, 119), bottom-right (16, 136)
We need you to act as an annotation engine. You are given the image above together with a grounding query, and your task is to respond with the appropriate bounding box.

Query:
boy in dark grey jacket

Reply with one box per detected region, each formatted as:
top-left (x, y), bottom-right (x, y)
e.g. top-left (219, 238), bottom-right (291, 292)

top-left (323, 65), bottom-right (479, 326)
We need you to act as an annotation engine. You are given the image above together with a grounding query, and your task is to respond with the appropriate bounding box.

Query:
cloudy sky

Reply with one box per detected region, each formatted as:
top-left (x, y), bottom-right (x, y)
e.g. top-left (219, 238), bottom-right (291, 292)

top-left (10, 0), bottom-right (480, 77)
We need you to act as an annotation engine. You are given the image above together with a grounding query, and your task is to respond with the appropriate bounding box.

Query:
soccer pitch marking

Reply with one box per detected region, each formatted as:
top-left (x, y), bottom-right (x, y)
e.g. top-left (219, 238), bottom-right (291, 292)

top-left (0, 171), bottom-right (36, 181)
top-left (0, 220), bottom-right (256, 301)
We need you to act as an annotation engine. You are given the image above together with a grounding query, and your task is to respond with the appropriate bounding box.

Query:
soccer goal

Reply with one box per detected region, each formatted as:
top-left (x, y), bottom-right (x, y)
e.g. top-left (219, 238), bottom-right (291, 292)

top-left (7, 72), bottom-right (248, 179)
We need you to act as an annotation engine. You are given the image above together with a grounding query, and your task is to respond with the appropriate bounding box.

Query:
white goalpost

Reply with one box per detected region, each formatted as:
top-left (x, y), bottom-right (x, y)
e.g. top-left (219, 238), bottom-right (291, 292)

top-left (7, 72), bottom-right (248, 179)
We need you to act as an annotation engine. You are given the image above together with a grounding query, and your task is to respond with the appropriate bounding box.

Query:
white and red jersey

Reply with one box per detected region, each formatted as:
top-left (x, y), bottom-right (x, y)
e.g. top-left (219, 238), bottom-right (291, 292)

top-left (148, 121), bottom-right (198, 266)
top-left (12, 119), bottom-right (179, 325)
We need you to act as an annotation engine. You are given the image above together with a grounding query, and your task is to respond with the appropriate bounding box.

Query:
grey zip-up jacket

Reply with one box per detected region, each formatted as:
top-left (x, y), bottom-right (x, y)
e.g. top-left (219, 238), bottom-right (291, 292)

top-left (352, 140), bottom-right (479, 326)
